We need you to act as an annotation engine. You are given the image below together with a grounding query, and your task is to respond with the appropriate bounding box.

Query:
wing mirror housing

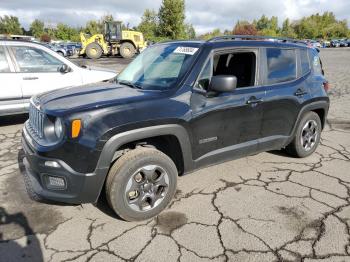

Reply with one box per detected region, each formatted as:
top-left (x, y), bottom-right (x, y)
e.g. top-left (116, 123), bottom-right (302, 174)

top-left (59, 64), bottom-right (71, 73)
top-left (209, 75), bottom-right (237, 93)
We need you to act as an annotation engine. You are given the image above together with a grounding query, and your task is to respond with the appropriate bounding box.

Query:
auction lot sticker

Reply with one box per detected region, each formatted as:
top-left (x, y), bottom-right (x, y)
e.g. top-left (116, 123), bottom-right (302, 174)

top-left (174, 46), bottom-right (199, 55)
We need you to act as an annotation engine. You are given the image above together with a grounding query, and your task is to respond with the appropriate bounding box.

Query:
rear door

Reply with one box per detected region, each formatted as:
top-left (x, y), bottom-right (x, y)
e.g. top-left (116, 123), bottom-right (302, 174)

top-left (8, 44), bottom-right (82, 109)
top-left (258, 47), bottom-right (311, 151)
top-left (0, 45), bottom-right (24, 115)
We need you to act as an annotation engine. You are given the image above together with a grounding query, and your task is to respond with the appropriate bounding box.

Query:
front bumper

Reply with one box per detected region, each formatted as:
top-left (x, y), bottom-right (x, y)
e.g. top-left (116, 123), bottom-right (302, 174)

top-left (20, 130), bottom-right (106, 204)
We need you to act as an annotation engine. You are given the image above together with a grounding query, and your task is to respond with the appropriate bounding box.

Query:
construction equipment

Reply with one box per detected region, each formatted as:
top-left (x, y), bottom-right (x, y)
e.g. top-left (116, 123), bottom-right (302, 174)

top-left (80, 21), bottom-right (147, 59)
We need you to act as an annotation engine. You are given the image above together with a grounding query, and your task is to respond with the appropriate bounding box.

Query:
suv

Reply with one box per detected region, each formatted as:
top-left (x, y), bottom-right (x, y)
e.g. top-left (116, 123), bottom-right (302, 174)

top-left (21, 36), bottom-right (329, 221)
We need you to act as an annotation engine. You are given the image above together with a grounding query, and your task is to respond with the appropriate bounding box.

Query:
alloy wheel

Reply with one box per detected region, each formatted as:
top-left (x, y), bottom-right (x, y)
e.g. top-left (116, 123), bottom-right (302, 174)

top-left (124, 165), bottom-right (169, 212)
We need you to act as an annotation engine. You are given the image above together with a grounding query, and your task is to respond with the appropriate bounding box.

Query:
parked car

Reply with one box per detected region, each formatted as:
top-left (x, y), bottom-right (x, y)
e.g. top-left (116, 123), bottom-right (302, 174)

top-left (338, 39), bottom-right (348, 47)
top-left (59, 43), bottom-right (76, 56)
top-left (309, 40), bottom-right (321, 48)
top-left (330, 40), bottom-right (340, 47)
top-left (322, 40), bottom-right (331, 48)
top-left (45, 43), bottom-right (68, 56)
top-left (21, 37), bottom-right (329, 221)
top-left (0, 40), bottom-right (117, 116)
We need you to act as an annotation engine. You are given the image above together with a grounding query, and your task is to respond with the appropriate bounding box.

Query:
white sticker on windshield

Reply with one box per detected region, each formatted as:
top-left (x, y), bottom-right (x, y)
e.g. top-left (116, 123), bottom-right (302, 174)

top-left (174, 46), bottom-right (199, 55)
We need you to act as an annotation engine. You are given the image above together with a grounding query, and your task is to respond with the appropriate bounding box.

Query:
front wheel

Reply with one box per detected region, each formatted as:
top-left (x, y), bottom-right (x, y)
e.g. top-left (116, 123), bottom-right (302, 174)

top-left (286, 111), bottom-right (322, 158)
top-left (86, 43), bottom-right (103, 59)
top-left (119, 42), bottom-right (136, 59)
top-left (106, 147), bottom-right (178, 221)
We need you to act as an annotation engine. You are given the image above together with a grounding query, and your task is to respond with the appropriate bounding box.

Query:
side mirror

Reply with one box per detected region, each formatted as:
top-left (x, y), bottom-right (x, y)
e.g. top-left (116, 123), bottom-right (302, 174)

top-left (209, 75), bottom-right (237, 93)
top-left (59, 64), bottom-right (71, 73)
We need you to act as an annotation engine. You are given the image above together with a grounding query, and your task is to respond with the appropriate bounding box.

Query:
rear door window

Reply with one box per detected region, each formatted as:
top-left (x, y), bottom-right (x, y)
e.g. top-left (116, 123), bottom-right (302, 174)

top-left (300, 48), bottom-right (310, 76)
top-left (266, 48), bottom-right (296, 84)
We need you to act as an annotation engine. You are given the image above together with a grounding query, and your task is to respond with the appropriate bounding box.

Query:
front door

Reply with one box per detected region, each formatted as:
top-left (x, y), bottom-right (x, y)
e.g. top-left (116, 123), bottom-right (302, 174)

top-left (190, 49), bottom-right (264, 165)
top-left (8, 45), bottom-right (81, 109)
top-left (0, 45), bottom-right (24, 115)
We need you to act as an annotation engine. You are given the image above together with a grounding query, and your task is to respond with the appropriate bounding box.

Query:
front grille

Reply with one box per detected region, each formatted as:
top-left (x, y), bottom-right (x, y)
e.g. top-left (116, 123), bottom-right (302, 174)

top-left (29, 103), bottom-right (45, 139)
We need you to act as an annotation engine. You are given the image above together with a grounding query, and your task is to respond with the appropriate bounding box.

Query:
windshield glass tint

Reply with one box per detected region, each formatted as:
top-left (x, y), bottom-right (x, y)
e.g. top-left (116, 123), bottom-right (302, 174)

top-left (117, 44), bottom-right (199, 90)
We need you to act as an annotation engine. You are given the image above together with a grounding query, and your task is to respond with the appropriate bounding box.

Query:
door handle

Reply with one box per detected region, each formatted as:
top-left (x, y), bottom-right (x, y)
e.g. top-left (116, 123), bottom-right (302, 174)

top-left (294, 89), bottom-right (308, 97)
top-left (246, 97), bottom-right (263, 105)
top-left (23, 77), bottom-right (39, 80)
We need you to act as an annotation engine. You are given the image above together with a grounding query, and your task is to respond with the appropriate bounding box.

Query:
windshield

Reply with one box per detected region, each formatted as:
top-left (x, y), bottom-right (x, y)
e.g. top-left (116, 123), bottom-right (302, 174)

top-left (117, 43), bottom-right (199, 90)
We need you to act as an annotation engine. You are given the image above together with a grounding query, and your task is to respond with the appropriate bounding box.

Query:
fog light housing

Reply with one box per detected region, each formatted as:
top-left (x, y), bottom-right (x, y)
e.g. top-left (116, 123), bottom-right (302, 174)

top-left (44, 175), bottom-right (66, 190)
top-left (44, 161), bottom-right (60, 168)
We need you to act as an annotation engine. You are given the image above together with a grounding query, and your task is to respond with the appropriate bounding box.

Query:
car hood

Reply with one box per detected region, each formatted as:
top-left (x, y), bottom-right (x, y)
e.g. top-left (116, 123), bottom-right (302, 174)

top-left (36, 82), bottom-right (164, 116)
top-left (79, 67), bottom-right (117, 84)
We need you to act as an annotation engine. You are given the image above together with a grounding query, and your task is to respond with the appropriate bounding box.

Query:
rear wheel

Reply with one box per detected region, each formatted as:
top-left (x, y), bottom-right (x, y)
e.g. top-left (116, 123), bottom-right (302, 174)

top-left (120, 42), bottom-right (136, 59)
top-left (106, 147), bottom-right (178, 221)
top-left (286, 112), bottom-right (322, 158)
top-left (86, 43), bottom-right (103, 59)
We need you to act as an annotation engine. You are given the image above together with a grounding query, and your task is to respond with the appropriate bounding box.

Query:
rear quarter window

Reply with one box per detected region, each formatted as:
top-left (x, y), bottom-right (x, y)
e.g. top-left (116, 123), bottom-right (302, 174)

top-left (266, 48), bottom-right (297, 84)
top-left (308, 49), bottom-right (323, 75)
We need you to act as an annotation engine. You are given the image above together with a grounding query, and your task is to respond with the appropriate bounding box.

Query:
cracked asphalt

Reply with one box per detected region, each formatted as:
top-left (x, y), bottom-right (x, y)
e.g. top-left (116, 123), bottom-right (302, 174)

top-left (0, 48), bottom-right (350, 262)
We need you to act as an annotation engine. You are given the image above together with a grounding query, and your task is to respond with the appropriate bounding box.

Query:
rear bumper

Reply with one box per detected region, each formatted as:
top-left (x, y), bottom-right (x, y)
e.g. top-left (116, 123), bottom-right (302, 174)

top-left (20, 130), bottom-right (107, 204)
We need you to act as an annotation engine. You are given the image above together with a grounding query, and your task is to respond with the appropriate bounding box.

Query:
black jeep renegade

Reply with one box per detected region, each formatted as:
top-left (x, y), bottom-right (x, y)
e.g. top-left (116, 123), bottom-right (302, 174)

top-left (21, 36), bottom-right (329, 221)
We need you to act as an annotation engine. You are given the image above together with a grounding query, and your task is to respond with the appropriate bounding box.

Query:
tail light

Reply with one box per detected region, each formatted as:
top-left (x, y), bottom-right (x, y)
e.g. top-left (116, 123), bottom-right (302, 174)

top-left (323, 81), bottom-right (330, 92)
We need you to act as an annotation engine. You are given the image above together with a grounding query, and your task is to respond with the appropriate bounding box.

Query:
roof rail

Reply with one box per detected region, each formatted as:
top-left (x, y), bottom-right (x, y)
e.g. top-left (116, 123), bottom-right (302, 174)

top-left (207, 35), bottom-right (306, 45)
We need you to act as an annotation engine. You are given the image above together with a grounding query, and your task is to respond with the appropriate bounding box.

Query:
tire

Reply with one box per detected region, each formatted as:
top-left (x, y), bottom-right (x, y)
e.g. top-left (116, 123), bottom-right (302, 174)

top-left (57, 51), bottom-right (64, 57)
top-left (106, 147), bottom-right (178, 221)
top-left (286, 112), bottom-right (322, 158)
top-left (86, 43), bottom-right (103, 59)
top-left (119, 42), bottom-right (136, 59)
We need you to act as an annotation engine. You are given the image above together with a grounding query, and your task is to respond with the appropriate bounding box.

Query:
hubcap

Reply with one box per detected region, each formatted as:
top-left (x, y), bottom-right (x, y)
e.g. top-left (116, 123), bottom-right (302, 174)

top-left (90, 48), bottom-right (97, 55)
top-left (125, 165), bottom-right (169, 212)
top-left (300, 120), bottom-right (318, 151)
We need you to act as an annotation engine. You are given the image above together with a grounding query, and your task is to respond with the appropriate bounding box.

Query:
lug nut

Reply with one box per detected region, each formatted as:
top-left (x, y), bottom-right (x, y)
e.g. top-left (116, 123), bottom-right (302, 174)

top-left (134, 173), bottom-right (143, 183)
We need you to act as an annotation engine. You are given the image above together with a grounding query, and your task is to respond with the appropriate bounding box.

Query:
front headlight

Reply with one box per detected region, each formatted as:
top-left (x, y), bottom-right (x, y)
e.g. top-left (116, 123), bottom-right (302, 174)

top-left (54, 118), bottom-right (63, 138)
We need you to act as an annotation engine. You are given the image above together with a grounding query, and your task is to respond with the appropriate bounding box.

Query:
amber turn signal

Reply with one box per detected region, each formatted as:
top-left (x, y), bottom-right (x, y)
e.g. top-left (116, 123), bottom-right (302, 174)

top-left (71, 120), bottom-right (81, 138)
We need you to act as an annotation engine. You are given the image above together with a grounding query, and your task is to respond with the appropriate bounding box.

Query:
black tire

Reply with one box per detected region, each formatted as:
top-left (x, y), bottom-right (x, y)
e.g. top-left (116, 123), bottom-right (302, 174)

top-left (286, 111), bottom-right (322, 158)
top-left (86, 43), bottom-right (103, 59)
top-left (119, 42), bottom-right (136, 59)
top-left (57, 51), bottom-right (64, 57)
top-left (106, 147), bottom-right (178, 221)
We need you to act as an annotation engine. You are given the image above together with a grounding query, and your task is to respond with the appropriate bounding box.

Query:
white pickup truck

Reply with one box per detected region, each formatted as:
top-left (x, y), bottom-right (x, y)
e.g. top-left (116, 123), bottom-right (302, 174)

top-left (0, 40), bottom-right (117, 116)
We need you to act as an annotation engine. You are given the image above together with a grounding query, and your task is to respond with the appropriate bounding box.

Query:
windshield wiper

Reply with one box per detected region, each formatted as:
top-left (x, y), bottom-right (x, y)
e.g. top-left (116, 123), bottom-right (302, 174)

top-left (118, 80), bottom-right (142, 89)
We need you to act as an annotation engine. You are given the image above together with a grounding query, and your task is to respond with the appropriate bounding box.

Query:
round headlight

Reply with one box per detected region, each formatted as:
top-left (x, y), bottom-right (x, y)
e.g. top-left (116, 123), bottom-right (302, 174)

top-left (54, 118), bottom-right (63, 138)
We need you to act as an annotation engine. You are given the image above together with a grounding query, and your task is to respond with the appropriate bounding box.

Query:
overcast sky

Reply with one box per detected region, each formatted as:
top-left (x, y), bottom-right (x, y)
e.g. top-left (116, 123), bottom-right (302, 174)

top-left (0, 0), bottom-right (349, 34)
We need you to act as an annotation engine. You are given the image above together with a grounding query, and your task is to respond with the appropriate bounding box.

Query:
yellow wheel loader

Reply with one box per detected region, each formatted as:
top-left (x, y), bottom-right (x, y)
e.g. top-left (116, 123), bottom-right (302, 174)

top-left (80, 21), bottom-right (147, 59)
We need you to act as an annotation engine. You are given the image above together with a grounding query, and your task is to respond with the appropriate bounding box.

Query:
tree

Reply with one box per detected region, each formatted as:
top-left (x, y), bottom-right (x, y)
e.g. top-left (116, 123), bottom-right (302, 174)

top-left (30, 19), bottom-right (45, 38)
top-left (233, 21), bottom-right (258, 35)
top-left (138, 9), bottom-right (158, 41)
top-left (185, 23), bottom-right (196, 39)
top-left (281, 18), bottom-right (297, 38)
top-left (40, 33), bottom-right (51, 42)
top-left (0, 15), bottom-right (22, 35)
top-left (198, 28), bottom-right (223, 40)
top-left (55, 23), bottom-right (79, 41)
top-left (255, 15), bottom-right (279, 36)
top-left (158, 0), bottom-right (186, 39)
top-left (85, 20), bottom-right (102, 35)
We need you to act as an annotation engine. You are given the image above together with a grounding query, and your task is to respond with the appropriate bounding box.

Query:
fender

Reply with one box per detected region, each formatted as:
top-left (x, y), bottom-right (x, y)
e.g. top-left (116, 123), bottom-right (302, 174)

top-left (94, 124), bottom-right (194, 176)
top-left (285, 100), bottom-right (329, 146)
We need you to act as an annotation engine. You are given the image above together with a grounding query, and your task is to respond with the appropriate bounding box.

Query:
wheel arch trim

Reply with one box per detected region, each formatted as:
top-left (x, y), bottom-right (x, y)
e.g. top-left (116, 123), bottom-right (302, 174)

top-left (286, 100), bottom-right (329, 146)
top-left (95, 124), bottom-right (193, 174)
